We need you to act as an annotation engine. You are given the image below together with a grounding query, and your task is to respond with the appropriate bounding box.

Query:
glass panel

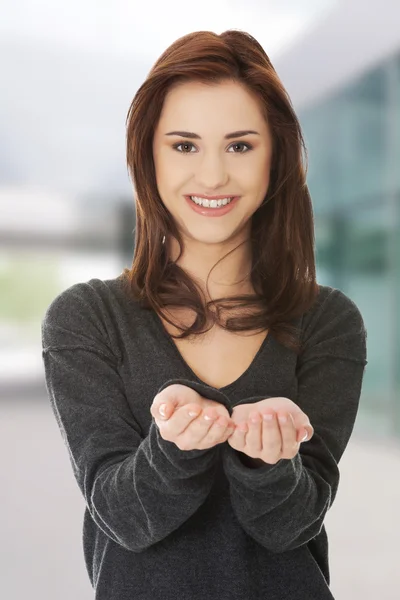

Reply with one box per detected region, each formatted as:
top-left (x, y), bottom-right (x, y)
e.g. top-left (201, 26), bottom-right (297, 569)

top-left (315, 201), bottom-right (393, 436)
top-left (302, 56), bottom-right (400, 439)
top-left (301, 66), bottom-right (389, 212)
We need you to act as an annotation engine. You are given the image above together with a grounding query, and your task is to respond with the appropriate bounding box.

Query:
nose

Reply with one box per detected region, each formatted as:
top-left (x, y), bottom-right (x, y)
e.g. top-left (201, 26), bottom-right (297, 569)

top-left (194, 152), bottom-right (229, 190)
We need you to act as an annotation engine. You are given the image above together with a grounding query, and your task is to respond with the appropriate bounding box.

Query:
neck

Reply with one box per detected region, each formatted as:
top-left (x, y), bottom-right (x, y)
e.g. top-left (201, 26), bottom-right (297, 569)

top-left (167, 236), bottom-right (254, 301)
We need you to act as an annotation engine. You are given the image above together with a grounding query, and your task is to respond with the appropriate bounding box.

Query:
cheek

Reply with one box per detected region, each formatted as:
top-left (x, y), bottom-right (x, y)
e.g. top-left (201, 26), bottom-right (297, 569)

top-left (256, 155), bottom-right (272, 196)
top-left (239, 150), bottom-right (271, 180)
top-left (240, 163), bottom-right (271, 199)
top-left (156, 153), bottom-right (187, 189)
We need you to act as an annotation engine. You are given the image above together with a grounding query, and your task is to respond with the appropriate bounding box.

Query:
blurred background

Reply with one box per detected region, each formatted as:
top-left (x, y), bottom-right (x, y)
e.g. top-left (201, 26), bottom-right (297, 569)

top-left (1, 0), bottom-right (399, 598)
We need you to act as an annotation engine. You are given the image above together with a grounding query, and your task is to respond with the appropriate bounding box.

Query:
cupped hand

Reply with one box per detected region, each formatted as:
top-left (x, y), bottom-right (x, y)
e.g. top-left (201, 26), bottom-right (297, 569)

top-left (150, 384), bottom-right (235, 451)
top-left (227, 396), bottom-right (314, 464)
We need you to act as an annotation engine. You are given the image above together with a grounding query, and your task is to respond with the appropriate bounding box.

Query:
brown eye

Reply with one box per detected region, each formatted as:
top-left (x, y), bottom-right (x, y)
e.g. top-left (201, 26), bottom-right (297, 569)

top-left (174, 142), bottom-right (195, 153)
top-left (229, 142), bottom-right (252, 153)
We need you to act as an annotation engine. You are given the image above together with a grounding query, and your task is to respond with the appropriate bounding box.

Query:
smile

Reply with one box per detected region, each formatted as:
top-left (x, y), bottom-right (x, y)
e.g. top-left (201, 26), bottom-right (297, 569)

top-left (184, 195), bottom-right (240, 217)
top-left (188, 195), bottom-right (237, 208)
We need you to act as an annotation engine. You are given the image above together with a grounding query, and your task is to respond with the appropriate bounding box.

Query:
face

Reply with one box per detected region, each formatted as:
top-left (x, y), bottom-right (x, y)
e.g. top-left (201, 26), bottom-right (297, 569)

top-left (152, 79), bottom-right (273, 251)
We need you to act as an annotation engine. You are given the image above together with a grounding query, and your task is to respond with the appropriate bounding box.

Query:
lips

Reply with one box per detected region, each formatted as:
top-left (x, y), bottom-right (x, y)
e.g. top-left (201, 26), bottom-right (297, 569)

top-left (185, 194), bottom-right (239, 216)
top-left (186, 194), bottom-right (238, 200)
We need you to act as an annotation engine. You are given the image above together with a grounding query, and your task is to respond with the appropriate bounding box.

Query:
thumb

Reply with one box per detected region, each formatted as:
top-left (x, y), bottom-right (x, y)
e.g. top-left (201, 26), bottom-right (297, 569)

top-left (304, 423), bottom-right (314, 440)
top-left (287, 411), bottom-right (314, 441)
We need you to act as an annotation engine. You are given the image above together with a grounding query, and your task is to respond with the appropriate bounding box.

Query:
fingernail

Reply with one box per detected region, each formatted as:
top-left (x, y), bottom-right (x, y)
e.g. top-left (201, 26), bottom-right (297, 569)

top-left (301, 432), bottom-right (308, 442)
top-left (263, 413), bottom-right (274, 421)
top-left (159, 403), bottom-right (167, 417)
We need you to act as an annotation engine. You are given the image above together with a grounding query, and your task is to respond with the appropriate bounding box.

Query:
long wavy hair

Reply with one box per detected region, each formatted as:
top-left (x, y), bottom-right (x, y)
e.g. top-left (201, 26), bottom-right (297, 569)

top-left (120, 29), bottom-right (320, 355)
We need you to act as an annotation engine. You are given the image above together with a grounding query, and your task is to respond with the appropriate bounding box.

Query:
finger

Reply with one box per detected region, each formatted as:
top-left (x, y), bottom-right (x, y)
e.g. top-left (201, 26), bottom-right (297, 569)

top-left (179, 409), bottom-right (236, 450)
top-left (296, 423), bottom-right (314, 443)
top-left (225, 421), bottom-right (236, 439)
top-left (288, 411), bottom-right (313, 443)
top-left (246, 411), bottom-right (263, 454)
top-left (158, 403), bottom-right (172, 419)
top-left (177, 407), bottom-right (222, 448)
top-left (305, 423), bottom-right (314, 440)
top-left (278, 412), bottom-right (298, 458)
top-left (297, 428), bottom-right (309, 443)
top-left (203, 415), bottom-right (236, 447)
top-left (227, 420), bottom-right (248, 450)
top-left (261, 411), bottom-right (281, 459)
top-left (151, 399), bottom-right (176, 421)
top-left (299, 416), bottom-right (313, 440)
top-left (270, 413), bottom-right (312, 445)
top-left (157, 404), bottom-right (202, 441)
top-left (212, 414), bottom-right (234, 433)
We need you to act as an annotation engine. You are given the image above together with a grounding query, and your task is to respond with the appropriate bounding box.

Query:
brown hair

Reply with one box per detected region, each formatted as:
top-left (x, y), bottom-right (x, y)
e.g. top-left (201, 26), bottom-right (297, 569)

top-left (120, 29), bottom-right (320, 355)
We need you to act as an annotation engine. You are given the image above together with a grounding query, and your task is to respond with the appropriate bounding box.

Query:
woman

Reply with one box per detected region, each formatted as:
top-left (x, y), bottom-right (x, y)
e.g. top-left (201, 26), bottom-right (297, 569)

top-left (41, 30), bottom-right (368, 600)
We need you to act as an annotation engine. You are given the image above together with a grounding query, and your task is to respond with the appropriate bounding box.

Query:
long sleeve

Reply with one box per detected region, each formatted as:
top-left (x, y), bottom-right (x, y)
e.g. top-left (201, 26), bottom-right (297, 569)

top-left (41, 287), bottom-right (220, 554)
top-left (221, 288), bottom-right (368, 554)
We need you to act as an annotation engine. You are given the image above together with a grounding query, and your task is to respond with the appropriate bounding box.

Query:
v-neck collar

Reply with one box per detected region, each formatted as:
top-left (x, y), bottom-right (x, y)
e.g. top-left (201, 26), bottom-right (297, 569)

top-left (150, 308), bottom-right (273, 393)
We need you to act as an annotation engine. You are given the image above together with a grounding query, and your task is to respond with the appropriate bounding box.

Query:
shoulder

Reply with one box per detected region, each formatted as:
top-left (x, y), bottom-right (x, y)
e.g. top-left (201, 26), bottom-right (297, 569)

top-left (42, 276), bottom-right (118, 324)
top-left (304, 284), bottom-right (366, 325)
top-left (41, 275), bottom-right (138, 359)
top-left (299, 284), bottom-right (367, 365)
top-left (44, 274), bottom-right (135, 314)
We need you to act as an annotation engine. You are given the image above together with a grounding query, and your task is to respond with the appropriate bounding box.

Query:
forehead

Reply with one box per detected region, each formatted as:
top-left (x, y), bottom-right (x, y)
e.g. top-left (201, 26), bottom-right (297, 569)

top-left (157, 80), bottom-right (267, 130)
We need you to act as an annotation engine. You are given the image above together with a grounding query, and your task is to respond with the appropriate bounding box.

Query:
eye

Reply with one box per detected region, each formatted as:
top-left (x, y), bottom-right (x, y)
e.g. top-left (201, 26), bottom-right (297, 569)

top-left (173, 142), bottom-right (196, 153)
top-left (172, 141), bottom-right (253, 154)
top-left (228, 142), bottom-right (252, 153)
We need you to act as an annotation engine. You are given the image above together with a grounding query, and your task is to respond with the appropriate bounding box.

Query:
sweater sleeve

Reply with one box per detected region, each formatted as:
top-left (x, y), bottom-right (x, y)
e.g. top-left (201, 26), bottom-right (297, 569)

top-left (221, 288), bottom-right (368, 554)
top-left (41, 284), bottom-right (220, 553)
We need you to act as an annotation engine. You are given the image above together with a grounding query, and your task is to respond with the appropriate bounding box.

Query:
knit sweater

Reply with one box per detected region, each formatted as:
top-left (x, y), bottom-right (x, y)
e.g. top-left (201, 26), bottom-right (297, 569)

top-left (41, 275), bottom-right (368, 600)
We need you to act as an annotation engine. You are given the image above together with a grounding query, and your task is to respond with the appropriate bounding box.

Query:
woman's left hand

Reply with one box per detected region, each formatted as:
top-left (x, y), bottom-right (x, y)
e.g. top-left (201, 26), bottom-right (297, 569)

top-left (227, 397), bottom-right (314, 464)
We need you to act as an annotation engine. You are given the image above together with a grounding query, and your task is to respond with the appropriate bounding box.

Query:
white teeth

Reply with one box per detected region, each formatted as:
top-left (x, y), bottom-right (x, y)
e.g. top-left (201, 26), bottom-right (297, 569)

top-left (189, 196), bottom-right (234, 208)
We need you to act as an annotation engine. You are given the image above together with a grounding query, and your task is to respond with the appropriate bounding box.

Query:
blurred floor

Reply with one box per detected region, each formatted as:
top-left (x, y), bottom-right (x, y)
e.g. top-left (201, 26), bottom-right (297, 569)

top-left (1, 397), bottom-right (399, 600)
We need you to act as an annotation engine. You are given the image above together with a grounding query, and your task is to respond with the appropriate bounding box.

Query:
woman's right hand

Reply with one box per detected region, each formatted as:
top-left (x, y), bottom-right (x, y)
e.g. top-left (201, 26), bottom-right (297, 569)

top-left (150, 384), bottom-right (236, 450)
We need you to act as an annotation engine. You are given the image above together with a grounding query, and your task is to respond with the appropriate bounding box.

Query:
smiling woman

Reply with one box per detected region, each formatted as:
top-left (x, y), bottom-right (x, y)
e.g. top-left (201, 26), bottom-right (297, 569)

top-left (41, 28), bottom-right (367, 600)
top-left (122, 29), bottom-right (319, 353)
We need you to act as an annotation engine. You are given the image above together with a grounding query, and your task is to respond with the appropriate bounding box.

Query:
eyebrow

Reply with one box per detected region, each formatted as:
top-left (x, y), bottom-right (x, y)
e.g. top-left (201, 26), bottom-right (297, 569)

top-left (165, 130), bottom-right (260, 140)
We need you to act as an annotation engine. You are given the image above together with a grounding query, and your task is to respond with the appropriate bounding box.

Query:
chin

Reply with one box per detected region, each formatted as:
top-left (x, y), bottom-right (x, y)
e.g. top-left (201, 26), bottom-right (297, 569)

top-left (187, 230), bottom-right (237, 245)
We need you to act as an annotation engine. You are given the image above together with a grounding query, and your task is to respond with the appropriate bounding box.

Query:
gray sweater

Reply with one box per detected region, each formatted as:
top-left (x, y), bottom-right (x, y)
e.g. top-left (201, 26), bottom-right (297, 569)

top-left (41, 275), bottom-right (367, 600)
